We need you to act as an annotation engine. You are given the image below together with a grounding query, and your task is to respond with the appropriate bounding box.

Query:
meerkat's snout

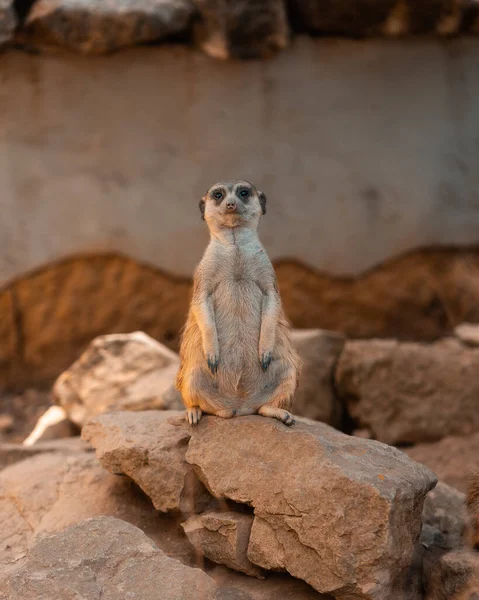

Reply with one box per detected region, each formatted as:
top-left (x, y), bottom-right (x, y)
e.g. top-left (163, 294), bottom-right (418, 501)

top-left (225, 199), bottom-right (237, 212)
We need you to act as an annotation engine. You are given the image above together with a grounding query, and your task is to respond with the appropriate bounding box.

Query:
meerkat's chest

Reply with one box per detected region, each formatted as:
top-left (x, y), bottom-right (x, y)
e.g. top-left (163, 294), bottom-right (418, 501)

top-left (213, 246), bottom-right (266, 288)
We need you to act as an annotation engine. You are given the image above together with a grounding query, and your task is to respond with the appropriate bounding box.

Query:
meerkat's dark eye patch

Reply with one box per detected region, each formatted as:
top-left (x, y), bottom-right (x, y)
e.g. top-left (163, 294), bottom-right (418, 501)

top-left (237, 188), bottom-right (250, 200)
top-left (211, 189), bottom-right (224, 203)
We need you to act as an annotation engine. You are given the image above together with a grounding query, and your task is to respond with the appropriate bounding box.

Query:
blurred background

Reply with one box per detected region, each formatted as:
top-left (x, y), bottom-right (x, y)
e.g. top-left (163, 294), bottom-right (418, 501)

top-left (0, 0), bottom-right (479, 461)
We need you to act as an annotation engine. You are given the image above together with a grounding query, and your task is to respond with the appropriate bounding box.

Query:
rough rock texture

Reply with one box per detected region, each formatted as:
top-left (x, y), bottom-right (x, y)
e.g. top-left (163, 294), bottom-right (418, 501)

top-left (182, 511), bottom-right (263, 578)
top-left (423, 548), bottom-right (479, 600)
top-left (82, 410), bottom-right (212, 513)
top-left (54, 331), bottom-right (182, 427)
top-left (193, 0), bottom-right (289, 59)
top-left (0, 0), bottom-right (15, 46)
top-left (422, 482), bottom-right (467, 550)
top-left (0, 436), bottom-right (90, 471)
top-left (0, 516), bottom-right (220, 600)
top-left (291, 329), bottom-right (345, 425)
top-left (288, 0), bottom-right (464, 36)
top-left (404, 431), bottom-right (479, 494)
top-left (23, 0), bottom-right (195, 54)
top-left (455, 322), bottom-right (479, 347)
top-left (186, 415), bottom-right (436, 599)
top-left (336, 338), bottom-right (479, 445)
top-left (0, 450), bottom-right (198, 572)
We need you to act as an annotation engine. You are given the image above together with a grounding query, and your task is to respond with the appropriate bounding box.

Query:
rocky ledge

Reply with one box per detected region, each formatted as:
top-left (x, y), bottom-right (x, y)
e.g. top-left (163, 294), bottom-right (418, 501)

top-left (81, 410), bottom-right (437, 599)
top-left (2, 0), bottom-right (479, 58)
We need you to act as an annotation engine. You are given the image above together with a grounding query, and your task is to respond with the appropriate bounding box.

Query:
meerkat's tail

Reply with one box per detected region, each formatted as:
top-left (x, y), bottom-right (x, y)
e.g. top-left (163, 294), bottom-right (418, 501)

top-left (465, 471), bottom-right (479, 550)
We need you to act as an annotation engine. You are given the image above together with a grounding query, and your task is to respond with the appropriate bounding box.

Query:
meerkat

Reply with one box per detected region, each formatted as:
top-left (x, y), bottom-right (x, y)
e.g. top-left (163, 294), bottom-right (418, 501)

top-left (466, 472), bottom-right (479, 550)
top-left (176, 180), bottom-right (301, 427)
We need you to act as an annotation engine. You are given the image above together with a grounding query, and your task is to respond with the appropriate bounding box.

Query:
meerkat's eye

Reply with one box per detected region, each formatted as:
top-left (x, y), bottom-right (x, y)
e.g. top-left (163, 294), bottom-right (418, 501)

top-left (213, 191), bottom-right (223, 200)
top-left (239, 189), bottom-right (249, 199)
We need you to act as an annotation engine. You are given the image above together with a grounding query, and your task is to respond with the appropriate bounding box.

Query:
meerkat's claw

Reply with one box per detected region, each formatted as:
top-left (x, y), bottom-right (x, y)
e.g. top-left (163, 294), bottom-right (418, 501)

top-left (261, 351), bottom-right (273, 372)
top-left (186, 407), bottom-right (202, 425)
top-left (207, 355), bottom-right (219, 374)
top-left (283, 412), bottom-right (295, 427)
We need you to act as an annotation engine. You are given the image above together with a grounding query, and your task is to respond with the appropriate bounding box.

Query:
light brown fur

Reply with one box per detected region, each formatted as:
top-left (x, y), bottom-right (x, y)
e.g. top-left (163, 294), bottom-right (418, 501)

top-left (466, 472), bottom-right (479, 551)
top-left (176, 180), bottom-right (301, 426)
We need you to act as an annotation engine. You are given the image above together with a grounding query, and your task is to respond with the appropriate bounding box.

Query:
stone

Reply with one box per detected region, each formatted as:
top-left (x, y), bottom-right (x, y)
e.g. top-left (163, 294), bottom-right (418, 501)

top-left (0, 414), bottom-right (13, 433)
top-left (22, 405), bottom-right (76, 445)
top-left (0, 436), bottom-right (90, 471)
top-left (23, 0), bottom-right (196, 54)
top-left (0, 516), bottom-right (220, 600)
top-left (182, 511), bottom-right (263, 578)
top-left (54, 331), bottom-right (182, 428)
top-left (335, 338), bottom-right (479, 445)
top-left (186, 415), bottom-right (437, 599)
top-left (291, 329), bottom-right (345, 425)
top-left (193, 0), bottom-right (289, 59)
top-left (82, 410), bottom-right (212, 513)
top-left (404, 431), bottom-right (479, 494)
top-left (455, 322), bottom-right (479, 347)
top-left (422, 482), bottom-right (467, 550)
top-left (0, 0), bottom-right (16, 46)
top-left (0, 449), bottom-right (199, 572)
top-left (423, 548), bottom-right (479, 600)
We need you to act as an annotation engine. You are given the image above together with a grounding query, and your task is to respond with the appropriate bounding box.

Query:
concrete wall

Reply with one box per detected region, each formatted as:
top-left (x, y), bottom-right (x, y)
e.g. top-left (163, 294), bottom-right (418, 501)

top-left (1, 36), bottom-right (479, 285)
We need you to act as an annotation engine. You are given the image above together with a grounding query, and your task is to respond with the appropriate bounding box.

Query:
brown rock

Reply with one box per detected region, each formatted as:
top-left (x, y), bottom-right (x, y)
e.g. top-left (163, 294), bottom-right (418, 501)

top-left (186, 415), bottom-right (437, 599)
top-left (404, 431), bottom-right (479, 494)
top-left (423, 548), bottom-right (479, 600)
top-left (336, 338), bottom-right (479, 445)
top-left (193, 0), bottom-right (289, 59)
top-left (23, 0), bottom-right (196, 54)
top-left (54, 331), bottom-right (182, 427)
top-left (0, 516), bottom-right (220, 600)
top-left (182, 511), bottom-right (263, 578)
top-left (455, 322), bottom-right (479, 347)
top-left (291, 329), bottom-right (345, 425)
top-left (82, 410), bottom-right (212, 513)
top-left (0, 0), bottom-right (16, 46)
top-left (0, 291), bottom-right (15, 389)
top-left (0, 436), bottom-right (90, 471)
top-left (0, 414), bottom-right (13, 433)
top-left (422, 482), bottom-right (467, 550)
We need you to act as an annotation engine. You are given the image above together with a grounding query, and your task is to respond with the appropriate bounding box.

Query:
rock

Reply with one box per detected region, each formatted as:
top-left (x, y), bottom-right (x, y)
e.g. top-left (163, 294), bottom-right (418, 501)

top-left (291, 329), bottom-right (345, 425)
top-left (193, 0), bottom-right (289, 59)
top-left (182, 511), bottom-right (263, 578)
top-left (0, 414), bottom-right (13, 433)
top-left (422, 482), bottom-right (466, 550)
top-left (0, 436), bottom-right (90, 471)
top-left (404, 431), bottom-right (479, 494)
top-left (0, 0), bottom-right (16, 46)
top-left (82, 410), bottom-right (212, 513)
top-left (22, 405), bottom-right (76, 445)
top-left (335, 338), bottom-right (479, 445)
top-left (54, 331), bottom-right (183, 428)
top-left (0, 449), bottom-right (198, 572)
top-left (23, 0), bottom-right (196, 54)
top-left (423, 548), bottom-right (479, 600)
top-left (288, 0), bottom-right (463, 36)
top-left (455, 322), bottom-right (479, 347)
top-left (186, 415), bottom-right (436, 599)
top-left (0, 516), bottom-right (220, 600)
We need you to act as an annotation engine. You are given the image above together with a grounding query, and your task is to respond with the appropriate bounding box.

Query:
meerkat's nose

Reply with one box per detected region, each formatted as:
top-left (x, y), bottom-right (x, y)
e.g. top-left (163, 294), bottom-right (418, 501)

top-left (226, 200), bottom-right (237, 212)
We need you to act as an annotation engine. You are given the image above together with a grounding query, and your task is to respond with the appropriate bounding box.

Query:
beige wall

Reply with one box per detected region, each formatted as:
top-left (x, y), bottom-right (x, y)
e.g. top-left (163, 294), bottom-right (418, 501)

top-left (1, 37), bottom-right (479, 286)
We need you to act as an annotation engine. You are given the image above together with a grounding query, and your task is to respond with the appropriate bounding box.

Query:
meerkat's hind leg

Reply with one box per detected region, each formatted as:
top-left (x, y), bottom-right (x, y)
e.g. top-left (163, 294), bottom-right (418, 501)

top-left (257, 405), bottom-right (295, 426)
top-left (186, 406), bottom-right (203, 425)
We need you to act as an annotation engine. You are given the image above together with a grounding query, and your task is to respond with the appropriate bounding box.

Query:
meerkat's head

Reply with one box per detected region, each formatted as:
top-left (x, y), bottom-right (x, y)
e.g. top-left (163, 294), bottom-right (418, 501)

top-left (199, 180), bottom-right (267, 230)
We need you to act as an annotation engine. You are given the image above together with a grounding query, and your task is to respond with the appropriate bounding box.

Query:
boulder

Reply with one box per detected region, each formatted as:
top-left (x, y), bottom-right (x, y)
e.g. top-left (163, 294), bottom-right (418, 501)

top-left (0, 0), bottom-right (15, 46)
top-left (291, 329), bottom-right (345, 425)
top-left (335, 338), bottom-right (479, 445)
top-left (423, 548), bottom-right (479, 600)
top-left (182, 511), bottom-right (263, 578)
top-left (54, 331), bottom-right (183, 428)
top-left (193, 0), bottom-right (289, 59)
top-left (0, 516), bottom-right (220, 600)
top-left (404, 431), bottom-right (479, 494)
top-left (23, 0), bottom-right (196, 54)
top-left (186, 415), bottom-right (436, 599)
top-left (0, 450), bottom-right (199, 571)
top-left (82, 410), bottom-right (212, 513)
top-left (455, 322), bottom-right (479, 347)
top-left (0, 436), bottom-right (90, 471)
top-left (422, 482), bottom-right (467, 550)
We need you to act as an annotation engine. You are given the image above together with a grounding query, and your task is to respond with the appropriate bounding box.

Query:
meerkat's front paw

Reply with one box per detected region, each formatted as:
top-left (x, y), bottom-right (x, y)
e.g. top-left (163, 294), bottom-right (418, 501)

top-left (186, 407), bottom-right (202, 425)
top-left (260, 351), bottom-right (273, 372)
top-left (207, 354), bottom-right (219, 374)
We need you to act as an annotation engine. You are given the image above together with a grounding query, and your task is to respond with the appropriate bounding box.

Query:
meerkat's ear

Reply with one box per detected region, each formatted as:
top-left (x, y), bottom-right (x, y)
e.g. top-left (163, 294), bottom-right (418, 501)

top-left (199, 196), bottom-right (206, 220)
top-left (258, 191), bottom-right (267, 215)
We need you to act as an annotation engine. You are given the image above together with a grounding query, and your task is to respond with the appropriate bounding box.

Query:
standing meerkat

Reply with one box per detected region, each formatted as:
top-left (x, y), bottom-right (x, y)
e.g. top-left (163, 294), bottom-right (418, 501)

top-left (176, 180), bottom-right (301, 426)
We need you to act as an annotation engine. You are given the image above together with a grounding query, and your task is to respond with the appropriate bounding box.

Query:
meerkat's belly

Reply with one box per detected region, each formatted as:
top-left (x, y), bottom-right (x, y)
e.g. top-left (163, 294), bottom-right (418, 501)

top-left (213, 278), bottom-right (263, 394)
